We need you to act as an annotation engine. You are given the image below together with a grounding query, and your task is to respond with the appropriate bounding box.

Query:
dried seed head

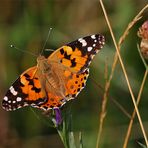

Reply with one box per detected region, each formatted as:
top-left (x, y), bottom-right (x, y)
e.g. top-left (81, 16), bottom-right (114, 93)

top-left (137, 20), bottom-right (148, 60)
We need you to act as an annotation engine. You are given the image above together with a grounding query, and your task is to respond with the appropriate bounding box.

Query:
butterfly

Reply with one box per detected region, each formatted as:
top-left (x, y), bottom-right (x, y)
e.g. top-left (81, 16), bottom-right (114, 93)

top-left (2, 34), bottom-right (105, 111)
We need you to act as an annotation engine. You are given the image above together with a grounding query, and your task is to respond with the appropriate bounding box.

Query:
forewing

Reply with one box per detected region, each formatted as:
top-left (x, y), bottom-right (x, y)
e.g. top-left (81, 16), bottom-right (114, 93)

top-left (49, 34), bottom-right (105, 73)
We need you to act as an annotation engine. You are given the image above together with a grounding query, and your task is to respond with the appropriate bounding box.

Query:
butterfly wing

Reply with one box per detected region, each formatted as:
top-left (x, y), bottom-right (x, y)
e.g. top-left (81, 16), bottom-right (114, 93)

top-left (38, 68), bottom-right (89, 110)
top-left (49, 34), bottom-right (105, 73)
top-left (2, 67), bottom-right (46, 111)
top-left (36, 34), bottom-right (105, 110)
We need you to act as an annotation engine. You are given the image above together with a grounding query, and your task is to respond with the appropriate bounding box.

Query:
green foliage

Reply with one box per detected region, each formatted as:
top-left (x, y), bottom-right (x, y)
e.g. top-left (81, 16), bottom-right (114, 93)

top-left (0, 0), bottom-right (148, 148)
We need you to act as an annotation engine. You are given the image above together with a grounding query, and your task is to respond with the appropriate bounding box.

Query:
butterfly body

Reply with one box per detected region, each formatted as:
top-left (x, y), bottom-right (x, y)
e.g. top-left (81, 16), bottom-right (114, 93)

top-left (37, 55), bottom-right (66, 97)
top-left (2, 34), bottom-right (105, 111)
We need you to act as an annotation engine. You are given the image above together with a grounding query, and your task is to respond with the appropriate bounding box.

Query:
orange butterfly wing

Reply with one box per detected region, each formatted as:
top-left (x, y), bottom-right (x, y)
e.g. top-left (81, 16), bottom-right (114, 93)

top-left (37, 68), bottom-right (89, 110)
top-left (49, 34), bottom-right (105, 73)
top-left (2, 67), bottom-right (46, 111)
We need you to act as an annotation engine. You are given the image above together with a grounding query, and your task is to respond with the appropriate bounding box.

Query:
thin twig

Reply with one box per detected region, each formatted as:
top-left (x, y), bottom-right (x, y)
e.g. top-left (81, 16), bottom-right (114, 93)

top-left (99, 0), bottom-right (148, 147)
top-left (111, 97), bottom-right (131, 119)
top-left (123, 70), bottom-right (148, 148)
top-left (91, 77), bottom-right (131, 119)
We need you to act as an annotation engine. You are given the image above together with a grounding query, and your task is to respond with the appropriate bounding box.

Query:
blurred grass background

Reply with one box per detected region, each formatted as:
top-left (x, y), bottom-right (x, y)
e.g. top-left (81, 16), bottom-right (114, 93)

top-left (0, 0), bottom-right (148, 147)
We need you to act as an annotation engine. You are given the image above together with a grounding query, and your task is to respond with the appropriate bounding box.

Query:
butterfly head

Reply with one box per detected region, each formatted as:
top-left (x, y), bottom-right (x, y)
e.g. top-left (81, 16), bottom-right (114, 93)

top-left (37, 55), bottom-right (46, 62)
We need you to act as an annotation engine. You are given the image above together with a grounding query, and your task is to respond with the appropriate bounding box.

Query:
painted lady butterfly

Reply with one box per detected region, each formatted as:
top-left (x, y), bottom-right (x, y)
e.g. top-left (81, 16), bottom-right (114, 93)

top-left (2, 34), bottom-right (105, 111)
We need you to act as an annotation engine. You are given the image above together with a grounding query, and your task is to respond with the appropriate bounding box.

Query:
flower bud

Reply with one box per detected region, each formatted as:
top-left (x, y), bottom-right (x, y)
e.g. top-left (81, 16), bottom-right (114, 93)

top-left (137, 20), bottom-right (148, 59)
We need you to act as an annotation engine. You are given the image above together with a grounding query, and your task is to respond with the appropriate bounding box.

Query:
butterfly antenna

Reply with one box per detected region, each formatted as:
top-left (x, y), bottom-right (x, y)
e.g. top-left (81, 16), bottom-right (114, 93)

top-left (10, 45), bottom-right (38, 57)
top-left (40, 27), bottom-right (53, 55)
top-left (44, 48), bottom-right (55, 52)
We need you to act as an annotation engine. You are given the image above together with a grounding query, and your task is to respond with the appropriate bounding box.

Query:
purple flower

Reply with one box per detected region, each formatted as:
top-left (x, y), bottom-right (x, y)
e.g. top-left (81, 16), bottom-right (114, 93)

top-left (54, 108), bottom-right (62, 125)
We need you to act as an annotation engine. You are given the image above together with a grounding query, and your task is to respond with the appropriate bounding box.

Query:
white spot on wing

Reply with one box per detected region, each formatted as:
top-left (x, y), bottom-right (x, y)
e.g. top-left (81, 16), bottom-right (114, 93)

top-left (12, 101), bottom-right (16, 103)
top-left (17, 106), bottom-right (21, 109)
top-left (87, 47), bottom-right (93, 51)
top-left (16, 97), bottom-right (22, 102)
top-left (99, 41), bottom-right (102, 44)
top-left (91, 35), bottom-right (96, 39)
top-left (3, 96), bottom-right (8, 101)
top-left (10, 86), bottom-right (18, 96)
top-left (78, 38), bottom-right (87, 47)
top-left (93, 44), bottom-right (96, 47)
top-left (24, 103), bottom-right (28, 107)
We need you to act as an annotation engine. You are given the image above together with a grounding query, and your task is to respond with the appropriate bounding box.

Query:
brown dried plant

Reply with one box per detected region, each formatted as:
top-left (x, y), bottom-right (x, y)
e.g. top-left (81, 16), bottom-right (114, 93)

top-left (96, 1), bottom-right (148, 148)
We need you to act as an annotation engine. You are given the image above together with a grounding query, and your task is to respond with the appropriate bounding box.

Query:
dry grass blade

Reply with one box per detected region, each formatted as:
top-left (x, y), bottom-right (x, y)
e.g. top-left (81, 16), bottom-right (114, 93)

top-left (95, 3), bottom-right (147, 147)
top-left (99, 0), bottom-right (148, 147)
top-left (123, 70), bottom-right (148, 148)
top-left (111, 97), bottom-right (131, 119)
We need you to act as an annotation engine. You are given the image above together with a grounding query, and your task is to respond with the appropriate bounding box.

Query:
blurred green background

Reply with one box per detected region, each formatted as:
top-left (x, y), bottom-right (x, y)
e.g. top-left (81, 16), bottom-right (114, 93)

top-left (0, 0), bottom-right (148, 147)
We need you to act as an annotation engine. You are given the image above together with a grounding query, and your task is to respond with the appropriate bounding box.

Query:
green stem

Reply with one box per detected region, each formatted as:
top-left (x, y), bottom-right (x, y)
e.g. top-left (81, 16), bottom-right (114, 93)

top-left (137, 44), bottom-right (148, 70)
top-left (57, 129), bottom-right (69, 148)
